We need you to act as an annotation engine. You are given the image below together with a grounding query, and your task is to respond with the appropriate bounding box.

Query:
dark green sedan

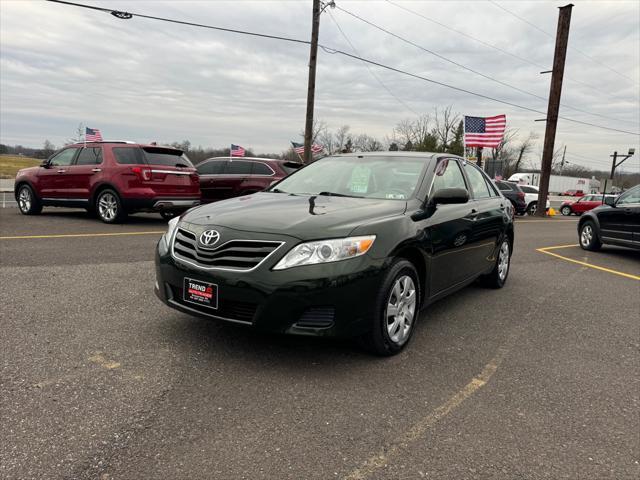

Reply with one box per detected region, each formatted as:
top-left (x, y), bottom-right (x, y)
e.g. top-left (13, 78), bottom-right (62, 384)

top-left (155, 152), bottom-right (514, 355)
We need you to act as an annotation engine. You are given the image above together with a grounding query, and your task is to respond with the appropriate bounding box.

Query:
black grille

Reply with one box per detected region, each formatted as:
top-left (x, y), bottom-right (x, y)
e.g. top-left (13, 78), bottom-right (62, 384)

top-left (169, 285), bottom-right (257, 323)
top-left (296, 306), bottom-right (335, 329)
top-left (173, 228), bottom-right (282, 270)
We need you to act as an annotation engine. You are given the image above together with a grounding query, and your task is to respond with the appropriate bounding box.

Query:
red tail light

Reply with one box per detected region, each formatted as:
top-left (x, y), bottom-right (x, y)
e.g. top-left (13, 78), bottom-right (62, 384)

top-left (131, 166), bottom-right (152, 181)
top-left (518, 192), bottom-right (525, 200)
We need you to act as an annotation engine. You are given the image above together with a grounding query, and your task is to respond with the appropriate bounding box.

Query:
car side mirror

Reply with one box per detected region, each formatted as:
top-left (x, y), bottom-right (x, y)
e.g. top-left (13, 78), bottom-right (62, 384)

top-left (40, 160), bottom-right (51, 168)
top-left (604, 196), bottom-right (616, 207)
top-left (431, 188), bottom-right (469, 205)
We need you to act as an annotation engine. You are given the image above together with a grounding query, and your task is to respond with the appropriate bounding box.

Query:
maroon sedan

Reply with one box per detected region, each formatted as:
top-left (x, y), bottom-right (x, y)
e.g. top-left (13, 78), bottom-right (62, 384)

top-left (196, 157), bottom-right (302, 203)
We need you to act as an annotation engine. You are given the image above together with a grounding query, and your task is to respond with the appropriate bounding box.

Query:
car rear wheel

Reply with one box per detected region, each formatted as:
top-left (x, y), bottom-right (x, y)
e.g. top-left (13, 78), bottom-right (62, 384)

top-left (579, 221), bottom-right (601, 251)
top-left (17, 184), bottom-right (42, 215)
top-left (96, 189), bottom-right (127, 224)
top-left (360, 259), bottom-right (419, 356)
top-left (480, 238), bottom-right (511, 288)
top-left (561, 206), bottom-right (572, 216)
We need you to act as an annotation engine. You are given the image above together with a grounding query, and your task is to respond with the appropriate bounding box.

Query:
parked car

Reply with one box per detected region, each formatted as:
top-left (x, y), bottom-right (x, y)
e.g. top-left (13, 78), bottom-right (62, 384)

top-left (562, 189), bottom-right (585, 197)
top-left (517, 184), bottom-right (551, 215)
top-left (560, 194), bottom-right (617, 216)
top-left (196, 157), bottom-right (302, 203)
top-left (14, 141), bottom-right (200, 223)
top-left (494, 180), bottom-right (527, 215)
top-left (578, 184), bottom-right (640, 251)
top-left (155, 152), bottom-right (514, 356)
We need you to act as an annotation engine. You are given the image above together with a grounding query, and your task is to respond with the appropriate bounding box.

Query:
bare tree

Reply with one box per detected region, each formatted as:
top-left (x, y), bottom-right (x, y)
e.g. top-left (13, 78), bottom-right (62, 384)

top-left (42, 140), bottom-right (56, 158)
top-left (434, 105), bottom-right (460, 152)
top-left (352, 134), bottom-right (384, 152)
top-left (66, 123), bottom-right (84, 145)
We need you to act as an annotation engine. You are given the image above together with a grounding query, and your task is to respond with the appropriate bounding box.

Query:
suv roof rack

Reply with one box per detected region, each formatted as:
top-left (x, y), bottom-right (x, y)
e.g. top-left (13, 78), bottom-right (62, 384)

top-left (73, 140), bottom-right (137, 145)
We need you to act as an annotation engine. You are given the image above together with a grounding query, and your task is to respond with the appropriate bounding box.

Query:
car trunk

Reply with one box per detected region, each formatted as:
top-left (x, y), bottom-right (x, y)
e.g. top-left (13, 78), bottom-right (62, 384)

top-left (141, 147), bottom-right (199, 195)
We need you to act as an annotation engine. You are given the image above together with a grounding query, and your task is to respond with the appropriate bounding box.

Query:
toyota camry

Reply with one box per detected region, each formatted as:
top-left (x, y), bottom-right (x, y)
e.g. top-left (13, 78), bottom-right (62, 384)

top-left (155, 152), bottom-right (514, 355)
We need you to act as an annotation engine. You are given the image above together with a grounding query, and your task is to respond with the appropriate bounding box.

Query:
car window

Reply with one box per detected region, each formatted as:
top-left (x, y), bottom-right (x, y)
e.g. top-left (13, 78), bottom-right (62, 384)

top-left (75, 147), bottom-right (103, 165)
top-left (432, 159), bottom-right (466, 192)
top-left (142, 147), bottom-right (193, 167)
top-left (113, 147), bottom-right (145, 165)
top-left (617, 187), bottom-right (640, 205)
top-left (520, 185), bottom-right (536, 194)
top-left (496, 182), bottom-right (512, 191)
top-left (197, 160), bottom-right (226, 175)
top-left (463, 163), bottom-right (492, 198)
top-left (227, 161), bottom-right (252, 175)
top-left (49, 148), bottom-right (77, 166)
top-left (252, 162), bottom-right (275, 175)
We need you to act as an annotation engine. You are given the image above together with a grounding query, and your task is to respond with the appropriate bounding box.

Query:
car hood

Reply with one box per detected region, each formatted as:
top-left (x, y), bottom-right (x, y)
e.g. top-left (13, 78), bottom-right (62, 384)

top-left (15, 166), bottom-right (40, 178)
top-left (182, 192), bottom-right (407, 240)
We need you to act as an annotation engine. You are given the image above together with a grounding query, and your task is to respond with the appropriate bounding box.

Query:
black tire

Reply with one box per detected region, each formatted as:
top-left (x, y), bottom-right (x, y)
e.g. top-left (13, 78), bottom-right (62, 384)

top-left (526, 202), bottom-right (538, 216)
top-left (16, 184), bottom-right (42, 215)
top-left (159, 210), bottom-right (178, 220)
top-left (480, 237), bottom-right (511, 289)
top-left (359, 259), bottom-right (420, 356)
top-left (579, 221), bottom-right (601, 251)
top-left (561, 206), bottom-right (572, 216)
top-left (95, 189), bottom-right (127, 224)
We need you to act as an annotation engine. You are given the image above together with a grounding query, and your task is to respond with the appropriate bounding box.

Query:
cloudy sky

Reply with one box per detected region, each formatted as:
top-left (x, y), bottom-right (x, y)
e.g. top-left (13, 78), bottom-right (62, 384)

top-left (1, 0), bottom-right (638, 171)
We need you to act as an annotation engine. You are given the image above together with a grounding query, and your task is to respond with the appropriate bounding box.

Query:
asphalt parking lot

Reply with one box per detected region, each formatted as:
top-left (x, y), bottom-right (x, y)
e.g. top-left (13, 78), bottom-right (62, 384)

top-left (1, 208), bottom-right (638, 480)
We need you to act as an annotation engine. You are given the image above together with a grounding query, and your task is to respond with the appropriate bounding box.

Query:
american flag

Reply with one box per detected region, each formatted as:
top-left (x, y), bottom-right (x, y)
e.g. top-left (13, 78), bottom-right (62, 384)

top-left (464, 115), bottom-right (506, 148)
top-left (230, 144), bottom-right (245, 157)
top-left (291, 141), bottom-right (323, 155)
top-left (85, 127), bottom-right (103, 142)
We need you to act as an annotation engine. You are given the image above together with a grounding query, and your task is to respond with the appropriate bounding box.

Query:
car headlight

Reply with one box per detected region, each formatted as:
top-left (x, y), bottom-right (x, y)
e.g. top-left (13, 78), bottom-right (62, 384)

top-left (273, 235), bottom-right (376, 270)
top-left (162, 216), bottom-right (180, 249)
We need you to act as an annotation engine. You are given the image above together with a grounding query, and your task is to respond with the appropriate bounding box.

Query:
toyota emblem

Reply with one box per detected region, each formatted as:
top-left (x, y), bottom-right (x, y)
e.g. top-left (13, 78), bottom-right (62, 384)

top-left (199, 229), bottom-right (220, 247)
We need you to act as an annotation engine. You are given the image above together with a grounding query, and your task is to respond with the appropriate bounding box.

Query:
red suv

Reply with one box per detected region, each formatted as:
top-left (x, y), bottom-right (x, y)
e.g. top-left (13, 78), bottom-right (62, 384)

top-left (196, 157), bottom-right (302, 203)
top-left (14, 141), bottom-right (200, 223)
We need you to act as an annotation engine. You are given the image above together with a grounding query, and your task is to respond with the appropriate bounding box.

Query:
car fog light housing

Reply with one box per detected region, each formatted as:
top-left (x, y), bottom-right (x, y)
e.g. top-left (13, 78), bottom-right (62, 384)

top-left (273, 235), bottom-right (376, 270)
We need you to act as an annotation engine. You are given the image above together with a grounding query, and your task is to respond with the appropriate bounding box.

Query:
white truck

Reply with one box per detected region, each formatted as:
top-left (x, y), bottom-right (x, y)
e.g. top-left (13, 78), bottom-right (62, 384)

top-left (508, 173), bottom-right (600, 195)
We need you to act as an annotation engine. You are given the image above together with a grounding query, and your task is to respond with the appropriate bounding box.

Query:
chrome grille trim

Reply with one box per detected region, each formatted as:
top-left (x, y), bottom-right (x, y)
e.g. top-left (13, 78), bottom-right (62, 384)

top-left (171, 227), bottom-right (285, 272)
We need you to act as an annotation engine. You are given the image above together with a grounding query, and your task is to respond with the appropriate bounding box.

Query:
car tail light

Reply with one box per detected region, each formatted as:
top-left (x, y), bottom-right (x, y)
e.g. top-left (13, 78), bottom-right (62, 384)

top-left (131, 166), bottom-right (152, 181)
top-left (518, 191), bottom-right (525, 200)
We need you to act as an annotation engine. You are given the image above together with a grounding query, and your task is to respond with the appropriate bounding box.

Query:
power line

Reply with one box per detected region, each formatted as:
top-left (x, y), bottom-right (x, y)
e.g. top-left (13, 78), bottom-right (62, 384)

top-left (46, 0), bottom-right (640, 136)
top-left (336, 4), bottom-right (636, 125)
top-left (384, 0), bottom-right (636, 103)
top-left (327, 10), bottom-right (419, 116)
top-left (488, 0), bottom-right (640, 86)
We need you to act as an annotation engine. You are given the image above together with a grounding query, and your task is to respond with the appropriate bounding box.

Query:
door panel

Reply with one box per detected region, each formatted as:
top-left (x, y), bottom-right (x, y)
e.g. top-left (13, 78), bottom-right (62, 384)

top-left (38, 147), bottom-right (78, 198)
top-left (65, 147), bottom-right (104, 199)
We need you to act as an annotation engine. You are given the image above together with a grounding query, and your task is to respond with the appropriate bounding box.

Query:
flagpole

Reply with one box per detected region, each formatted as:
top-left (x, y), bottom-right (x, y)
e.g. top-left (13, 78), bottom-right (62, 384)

top-left (462, 116), bottom-right (466, 161)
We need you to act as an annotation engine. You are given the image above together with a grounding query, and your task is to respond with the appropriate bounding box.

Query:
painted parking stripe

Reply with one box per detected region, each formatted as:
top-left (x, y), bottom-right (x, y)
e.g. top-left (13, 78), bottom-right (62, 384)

top-left (0, 231), bottom-right (164, 240)
top-left (537, 244), bottom-right (640, 281)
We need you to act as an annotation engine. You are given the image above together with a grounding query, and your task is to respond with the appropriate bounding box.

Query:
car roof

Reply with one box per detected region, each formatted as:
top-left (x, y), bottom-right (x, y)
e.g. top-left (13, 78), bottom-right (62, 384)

top-left (202, 156), bottom-right (286, 162)
top-left (73, 141), bottom-right (182, 152)
top-left (333, 151), bottom-right (440, 159)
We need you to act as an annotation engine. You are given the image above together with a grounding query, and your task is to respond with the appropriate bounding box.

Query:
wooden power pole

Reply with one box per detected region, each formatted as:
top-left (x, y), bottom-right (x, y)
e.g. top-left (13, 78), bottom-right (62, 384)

top-left (536, 4), bottom-right (573, 217)
top-left (303, 0), bottom-right (321, 164)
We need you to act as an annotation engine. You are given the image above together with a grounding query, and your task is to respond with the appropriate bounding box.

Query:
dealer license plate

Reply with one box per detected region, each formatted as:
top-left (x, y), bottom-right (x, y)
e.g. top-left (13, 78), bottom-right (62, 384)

top-left (183, 277), bottom-right (218, 309)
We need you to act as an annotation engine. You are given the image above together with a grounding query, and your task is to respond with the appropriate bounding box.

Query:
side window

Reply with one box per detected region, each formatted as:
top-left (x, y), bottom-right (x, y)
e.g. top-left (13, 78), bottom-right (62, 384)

top-left (75, 147), bottom-right (103, 165)
top-left (49, 148), bottom-right (77, 166)
top-left (113, 147), bottom-right (144, 165)
top-left (252, 162), bottom-right (274, 175)
top-left (520, 186), bottom-right (535, 194)
top-left (226, 161), bottom-right (252, 175)
top-left (463, 163), bottom-right (492, 199)
top-left (197, 160), bottom-right (226, 175)
top-left (432, 159), bottom-right (466, 192)
top-left (617, 188), bottom-right (640, 205)
top-left (496, 182), bottom-right (512, 192)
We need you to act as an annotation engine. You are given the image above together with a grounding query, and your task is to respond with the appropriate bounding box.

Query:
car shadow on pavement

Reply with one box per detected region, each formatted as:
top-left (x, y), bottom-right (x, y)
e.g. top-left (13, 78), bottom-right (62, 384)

top-left (37, 210), bottom-right (169, 225)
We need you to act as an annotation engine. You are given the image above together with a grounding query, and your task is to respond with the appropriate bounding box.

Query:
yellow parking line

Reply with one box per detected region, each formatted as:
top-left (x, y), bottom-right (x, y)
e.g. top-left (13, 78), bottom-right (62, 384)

top-left (0, 231), bottom-right (164, 240)
top-left (537, 245), bottom-right (640, 281)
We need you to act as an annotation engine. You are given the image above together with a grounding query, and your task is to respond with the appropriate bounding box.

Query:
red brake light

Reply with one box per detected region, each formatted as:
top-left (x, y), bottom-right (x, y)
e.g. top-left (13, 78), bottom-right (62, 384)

top-left (131, 166), bottom-right (152, 181)
top-left (518, 191), bottom-right (525, 199)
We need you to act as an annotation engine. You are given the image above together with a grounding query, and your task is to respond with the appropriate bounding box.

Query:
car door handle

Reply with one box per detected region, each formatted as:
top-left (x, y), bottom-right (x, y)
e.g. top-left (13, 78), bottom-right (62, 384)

top-left (91, 168), bottom-right (102, 173)
top-left (57, 169), bottom-right (67, 173)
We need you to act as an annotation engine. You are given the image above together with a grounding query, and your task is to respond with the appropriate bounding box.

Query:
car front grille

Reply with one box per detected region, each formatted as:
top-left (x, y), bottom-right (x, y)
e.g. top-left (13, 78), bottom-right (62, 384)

top-left (172, 228), bottom-right (283, 271)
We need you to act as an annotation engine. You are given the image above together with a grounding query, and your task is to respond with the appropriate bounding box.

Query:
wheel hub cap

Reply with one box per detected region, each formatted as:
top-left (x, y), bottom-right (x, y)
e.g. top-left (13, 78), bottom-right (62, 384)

top-left (18, 188), bottom-right (31, 212)
top-left (98, 193), bottom-right (117, 220)
top-left (498, 240), bottom-right (510, 281)
top-left (386, 275), bottom-right (416, 345)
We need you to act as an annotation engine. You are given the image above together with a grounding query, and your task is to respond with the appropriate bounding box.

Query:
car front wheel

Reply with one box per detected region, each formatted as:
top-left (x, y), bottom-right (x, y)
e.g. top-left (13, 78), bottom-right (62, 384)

top-left (561, 206), bottom-right (572, 216)
top-left (361, 259), bottom-right (420, 356)
top-left (480, 238), bottom-right (511, 288)
top-left (526, 202), bottom-right (538, 216)
top-left (17, 184), bottom-right (42, 215)
top-left (579, 221), bottom-right (601, 251)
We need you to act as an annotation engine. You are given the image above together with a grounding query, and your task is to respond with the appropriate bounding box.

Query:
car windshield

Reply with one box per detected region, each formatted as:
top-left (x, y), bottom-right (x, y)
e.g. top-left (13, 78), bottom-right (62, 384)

top-left (142, 147), bottom-right (194, 167)
top-left (270, 155), bottom-right (426, 200)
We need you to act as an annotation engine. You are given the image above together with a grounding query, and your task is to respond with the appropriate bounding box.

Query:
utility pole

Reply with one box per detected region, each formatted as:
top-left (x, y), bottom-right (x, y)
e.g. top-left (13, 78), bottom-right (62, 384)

top-left (303, 0), bottom-right (321, 164)
top-left (535, 4), bottom-right (573, 217)
top-left (607, 148), bottom-right (635, 192)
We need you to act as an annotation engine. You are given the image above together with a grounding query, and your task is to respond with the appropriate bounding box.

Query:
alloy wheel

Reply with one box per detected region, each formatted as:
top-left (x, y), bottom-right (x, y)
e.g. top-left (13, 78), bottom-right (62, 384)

top-left (561, 206), bottom-right (571, 216)
top-left (386, 275), bottom-right (416, 345)
top-left (18, 187), bottom-right (31, 213)
top-left (580, 225), bottom-right (593, 248)
top-left (498, 240), bottom-right (510, 281)
top-left (98, 192), bottom-right (118, 221)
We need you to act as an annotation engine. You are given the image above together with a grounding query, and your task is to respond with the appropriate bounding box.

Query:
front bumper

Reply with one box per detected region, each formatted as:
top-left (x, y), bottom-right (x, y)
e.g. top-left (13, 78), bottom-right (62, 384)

top-left (154, 237), bottom-right (387, 338)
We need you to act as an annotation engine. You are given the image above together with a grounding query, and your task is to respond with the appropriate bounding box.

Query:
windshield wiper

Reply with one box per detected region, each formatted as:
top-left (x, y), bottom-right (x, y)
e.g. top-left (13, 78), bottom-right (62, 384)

top-left (317, 191), bottom-right (363, 198)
